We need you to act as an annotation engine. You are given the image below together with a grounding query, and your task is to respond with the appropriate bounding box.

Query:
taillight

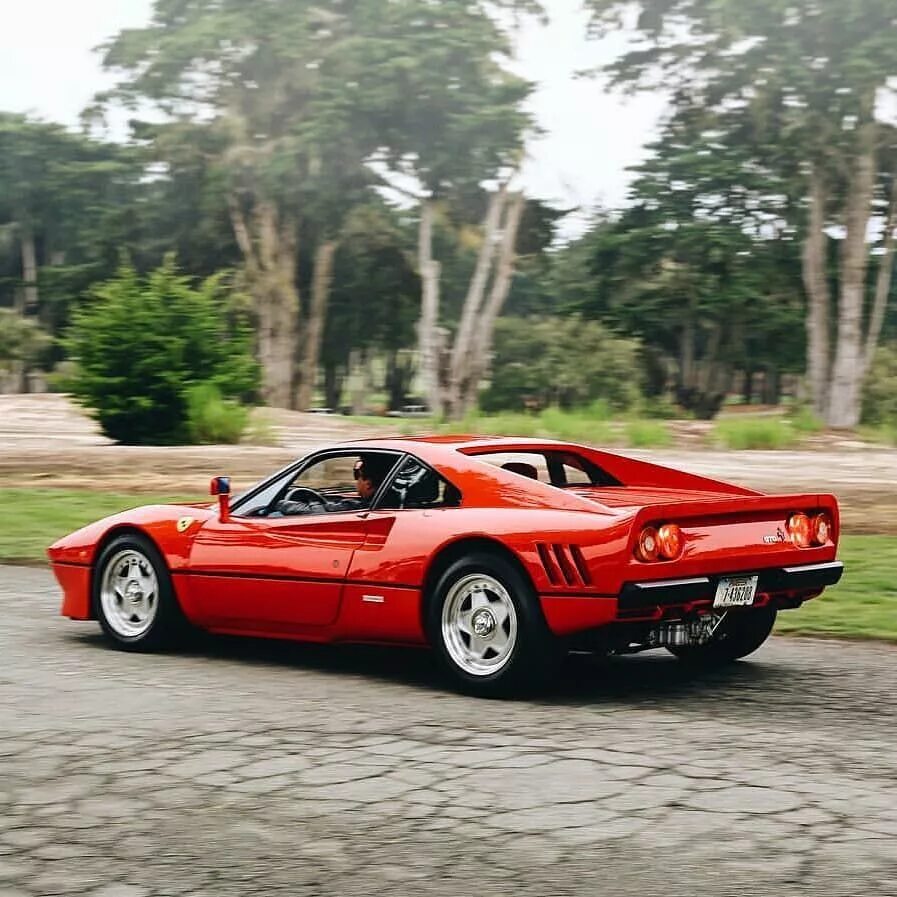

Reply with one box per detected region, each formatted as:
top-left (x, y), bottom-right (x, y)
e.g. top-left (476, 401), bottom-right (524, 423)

top-left (812, 513), bottom-right (832, 545)
top-left (636, 526), bottom-right (659, 562)
top-left (656, 523), bottom-right (684, 560)
top-left (635, 523), bottom-right (683, 562)
top-left (787, 512), bottom-right (811, 548)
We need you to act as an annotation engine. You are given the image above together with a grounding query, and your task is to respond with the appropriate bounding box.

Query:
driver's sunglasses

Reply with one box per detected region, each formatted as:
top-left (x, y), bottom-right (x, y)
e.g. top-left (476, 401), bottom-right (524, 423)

top-left (353, 464), bottom-right (366, 480)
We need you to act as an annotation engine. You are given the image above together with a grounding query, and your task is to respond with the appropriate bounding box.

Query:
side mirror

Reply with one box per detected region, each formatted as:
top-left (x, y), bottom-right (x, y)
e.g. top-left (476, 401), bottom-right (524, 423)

top-left (210, 476), bottom-right (231, 521)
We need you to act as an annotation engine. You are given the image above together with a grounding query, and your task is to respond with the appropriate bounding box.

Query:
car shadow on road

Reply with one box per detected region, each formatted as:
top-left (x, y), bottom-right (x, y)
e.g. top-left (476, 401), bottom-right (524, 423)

top-left (75, 627), bottom-right (779, 706)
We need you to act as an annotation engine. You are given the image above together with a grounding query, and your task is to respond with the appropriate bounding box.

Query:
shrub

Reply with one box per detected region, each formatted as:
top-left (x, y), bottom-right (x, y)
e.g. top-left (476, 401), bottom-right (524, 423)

top-left (537, 407), bottom-right (616, 444)
top-left (625, 419), bottom-right (672, 448)
top-left (713, 417), bottom-right (795, 450)
top-left (862, 344), bottom-right (897, 427)
top-left (185, 382), bottom-right (248, 444)
top-left (789, 405), bottom-right (824, 435)
top-left (66, 259), bottom-right (258, 444)
top-left (0, 309), bottom-right (52, 373)
top-left (480, 316), bottom-right (644, 413)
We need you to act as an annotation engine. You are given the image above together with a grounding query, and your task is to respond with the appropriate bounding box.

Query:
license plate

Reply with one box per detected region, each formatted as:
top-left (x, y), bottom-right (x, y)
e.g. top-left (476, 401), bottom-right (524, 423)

top-left (714, 575), bottom-right (758, 608)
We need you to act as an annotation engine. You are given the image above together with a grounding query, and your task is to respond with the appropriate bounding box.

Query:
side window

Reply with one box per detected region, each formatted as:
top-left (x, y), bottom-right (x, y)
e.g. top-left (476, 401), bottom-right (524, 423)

top-left (477, 452), bottom-right (550, 483)
top-left (561, 459), bottom-right (592, 486)
top-left (292, 455), bottom-right (360, 493)
top-left (263, 451), bottom-right (398, 517)
top-left (378, 458), bottom-right (461, 510)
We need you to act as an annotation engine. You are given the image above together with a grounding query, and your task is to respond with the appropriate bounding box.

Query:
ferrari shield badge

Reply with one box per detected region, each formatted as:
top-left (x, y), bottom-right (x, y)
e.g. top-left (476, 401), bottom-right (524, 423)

top-left (176, 516), bottom-right (195, 533)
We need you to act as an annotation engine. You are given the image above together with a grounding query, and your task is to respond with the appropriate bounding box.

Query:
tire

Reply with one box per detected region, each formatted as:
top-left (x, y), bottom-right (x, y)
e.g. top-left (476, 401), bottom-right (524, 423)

top-left (92, 533), bottom-right (186, 651)
top-left (668, 606), bottom-right (777, 666)
top-left (426, 551), bottom-right (561, 697)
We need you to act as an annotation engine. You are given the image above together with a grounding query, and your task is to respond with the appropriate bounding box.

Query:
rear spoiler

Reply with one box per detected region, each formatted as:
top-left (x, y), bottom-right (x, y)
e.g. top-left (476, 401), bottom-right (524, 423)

top-left (632, 493), bottom-right (840, 529)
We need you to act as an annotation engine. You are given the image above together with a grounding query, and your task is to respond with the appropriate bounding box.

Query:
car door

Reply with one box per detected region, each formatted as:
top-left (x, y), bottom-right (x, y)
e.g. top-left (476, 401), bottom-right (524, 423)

top-left (186, 511), bottom-right (370, 633)
top-left (337, 456), bottom-right (463, 643)
top-left (183, 450), bottom-right (400, 634)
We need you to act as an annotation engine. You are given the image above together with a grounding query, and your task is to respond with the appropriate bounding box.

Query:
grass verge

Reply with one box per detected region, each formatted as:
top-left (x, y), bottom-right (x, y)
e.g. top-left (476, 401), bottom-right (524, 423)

top-left (713, 416), bottom-right (797, 450)
top-left (775, 535), bottom-right (897, 641)
top-left (397, 406), bottom-right (678, 448)
top-left (1, 491), bottom-right (892, 642)
top-left (0, 489), bottom-right (198, 565)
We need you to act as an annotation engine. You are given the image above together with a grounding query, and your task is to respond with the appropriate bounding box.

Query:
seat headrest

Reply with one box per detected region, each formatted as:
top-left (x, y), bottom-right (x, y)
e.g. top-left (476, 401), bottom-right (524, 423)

top-left (501, 461), bottom-right (539, 480)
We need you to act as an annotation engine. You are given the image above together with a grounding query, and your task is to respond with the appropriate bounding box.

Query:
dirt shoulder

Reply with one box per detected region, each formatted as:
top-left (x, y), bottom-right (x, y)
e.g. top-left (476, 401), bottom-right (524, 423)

top-left (2, 394), bottom-right (895, 533)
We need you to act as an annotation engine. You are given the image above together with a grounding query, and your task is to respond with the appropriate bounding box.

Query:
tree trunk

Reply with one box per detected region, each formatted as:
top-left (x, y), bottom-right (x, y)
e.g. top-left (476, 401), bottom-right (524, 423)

top-left (762, 367), bottom-right (781, 405)
top-left (863, 174), bottom-right (897, 376)
top-left (20, 228), bottom-right (38, 315)
top-left (446, 188), bottom-right (506, 417)
top-left (386, 350), bottom-right (414, 411)
top-left (460, 192), bottom-right (526, 415)
top-left (827, 122), bottom-right (878, 428)
top-left (323, 361), bottom-right (343, 412)
top-left (677, 307), bottom-right (696, 407)
top-left (228, 196), bottom-right (299, 409)
top-left (743, 367), bottom-right (755, 404)
top-left (801, 169), bottom-right (832, 418)
top-left (347, 349), bottom-right (369, 415)
top-left (416, 199), bottom-right (443, 417)
top-left (297, 239), bottom-right (338, 411)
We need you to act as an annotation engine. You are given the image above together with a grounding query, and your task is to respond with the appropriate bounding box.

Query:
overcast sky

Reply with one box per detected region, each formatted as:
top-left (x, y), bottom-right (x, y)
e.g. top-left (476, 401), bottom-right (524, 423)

top-left (0, 0), bottom-right (665, 238)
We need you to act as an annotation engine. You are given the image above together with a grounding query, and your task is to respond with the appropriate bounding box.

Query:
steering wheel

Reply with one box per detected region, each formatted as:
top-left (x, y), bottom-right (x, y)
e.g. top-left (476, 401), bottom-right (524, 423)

top-left (285, 486), bottom-right (328, 506)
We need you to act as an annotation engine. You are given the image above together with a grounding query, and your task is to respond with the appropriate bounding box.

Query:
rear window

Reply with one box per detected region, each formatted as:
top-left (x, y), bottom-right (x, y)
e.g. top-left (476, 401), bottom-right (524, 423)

top-left (471, 450), bottom-right (621, 488)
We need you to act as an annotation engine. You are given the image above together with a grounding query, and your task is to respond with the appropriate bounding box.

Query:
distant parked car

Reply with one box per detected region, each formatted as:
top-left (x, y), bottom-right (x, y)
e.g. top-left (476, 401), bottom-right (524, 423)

top-left (48, 436), bottom-right (842, 695)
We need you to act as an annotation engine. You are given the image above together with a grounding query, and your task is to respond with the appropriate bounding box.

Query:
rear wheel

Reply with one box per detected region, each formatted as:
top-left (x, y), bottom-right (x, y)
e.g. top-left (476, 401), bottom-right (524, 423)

top-left (427, 551), bottom-right (560, 697)
top-left (93, 534), bottom-right (185, 651)
top-left (668, 606), bottom-right (777, 665)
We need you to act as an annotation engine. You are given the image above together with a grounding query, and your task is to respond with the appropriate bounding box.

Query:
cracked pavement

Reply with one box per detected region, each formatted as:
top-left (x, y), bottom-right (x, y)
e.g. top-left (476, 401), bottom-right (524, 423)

top-left (1, 565), bottom-right (896, 896)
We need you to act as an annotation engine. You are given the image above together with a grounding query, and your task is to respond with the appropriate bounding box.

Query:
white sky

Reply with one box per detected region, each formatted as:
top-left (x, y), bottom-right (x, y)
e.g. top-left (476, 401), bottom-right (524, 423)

top-left (0, 0), bottom-right (665, 239)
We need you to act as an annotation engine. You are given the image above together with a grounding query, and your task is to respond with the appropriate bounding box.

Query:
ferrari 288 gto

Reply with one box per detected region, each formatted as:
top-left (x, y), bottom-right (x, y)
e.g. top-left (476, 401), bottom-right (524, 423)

top-left (48, 436), bottom-right (843, 695)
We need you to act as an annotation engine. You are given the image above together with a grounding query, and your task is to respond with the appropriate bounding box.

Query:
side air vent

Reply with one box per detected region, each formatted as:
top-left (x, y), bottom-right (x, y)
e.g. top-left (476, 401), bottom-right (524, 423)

top-left (537, 543), bottom-right (562, 585)
top-left (569, 545), bottom-right (592, 585)
top-left (536, 543), bottom-right (592, 588)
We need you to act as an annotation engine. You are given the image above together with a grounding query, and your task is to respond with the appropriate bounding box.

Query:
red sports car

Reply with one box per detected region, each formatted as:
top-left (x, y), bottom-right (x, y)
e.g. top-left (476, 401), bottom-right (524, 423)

top-left (48, 436), bottom-right (843, 695)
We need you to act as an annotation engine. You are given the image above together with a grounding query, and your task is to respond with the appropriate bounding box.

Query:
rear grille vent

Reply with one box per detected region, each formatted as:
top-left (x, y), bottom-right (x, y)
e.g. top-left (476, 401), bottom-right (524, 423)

top-left (536, 543), bottom-right (592, 587)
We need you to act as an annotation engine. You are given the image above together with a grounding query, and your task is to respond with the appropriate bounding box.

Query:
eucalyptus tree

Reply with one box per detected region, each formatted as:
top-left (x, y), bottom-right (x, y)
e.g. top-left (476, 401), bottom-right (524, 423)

top-left (344, 0), bottom-right (543, 416)
top-left (96, 0), bottom-right (380, 409)
top-left (587, 0), bottom-right (897, 426)
top-left (571, 106), bottom-right (805, 417)
top-left (0, 113), bottom-right (132, 331)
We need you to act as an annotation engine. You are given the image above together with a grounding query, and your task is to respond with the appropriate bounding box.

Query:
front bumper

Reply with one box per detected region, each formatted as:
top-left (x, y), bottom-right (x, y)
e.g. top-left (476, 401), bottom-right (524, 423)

top-left (619, 561), bottom-right (844, 613)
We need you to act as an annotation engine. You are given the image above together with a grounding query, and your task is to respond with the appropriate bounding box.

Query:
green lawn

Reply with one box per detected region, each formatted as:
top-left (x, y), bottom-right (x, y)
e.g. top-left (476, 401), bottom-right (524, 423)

top-left (0, 488), bottom-right (198, 565)
top-left (0, 489), bottom-right (893, 641)
top-left (775, 535), bottom-right (897, 641)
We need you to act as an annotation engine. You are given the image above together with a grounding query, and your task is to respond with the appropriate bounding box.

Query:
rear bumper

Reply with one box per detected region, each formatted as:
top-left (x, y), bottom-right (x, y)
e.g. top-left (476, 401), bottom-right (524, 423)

top-left (619, 561), bottom-right (844, 613)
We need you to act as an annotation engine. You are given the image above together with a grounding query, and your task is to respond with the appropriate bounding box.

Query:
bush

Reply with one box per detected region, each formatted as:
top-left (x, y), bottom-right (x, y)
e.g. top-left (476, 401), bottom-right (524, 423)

top-left (0, 309), bottom-right (52, 372)
top-left (480, 316), bottom-right (644, 413)
top-left (537, 407), bottom-right (616, 444)
top-left (713, 417), bottom-right (795, 450)
top-left (625, 419), bottom-right (672, 448)
top-left (66, 259), bottom-right (258, 444)
top-left (789, 405), bottom-right (824, 434)
top-left (862, 345), bottom-right (897, 427)
top-left (185, 383), bottom-right (248, 444)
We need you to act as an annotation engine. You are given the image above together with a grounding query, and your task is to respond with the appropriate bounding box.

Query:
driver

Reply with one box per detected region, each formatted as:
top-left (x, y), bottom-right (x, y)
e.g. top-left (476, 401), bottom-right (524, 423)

top-left (274, 456), bottom-right (386, 516)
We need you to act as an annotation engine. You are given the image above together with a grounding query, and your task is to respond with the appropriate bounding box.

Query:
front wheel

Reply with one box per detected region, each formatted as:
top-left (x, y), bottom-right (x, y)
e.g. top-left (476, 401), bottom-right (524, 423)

top-left (668, 606), bottom-right (777, 665)
top-left (427, 551), bottom-right (560, 697)
top-left (93, 534), bottom-right (185, 651)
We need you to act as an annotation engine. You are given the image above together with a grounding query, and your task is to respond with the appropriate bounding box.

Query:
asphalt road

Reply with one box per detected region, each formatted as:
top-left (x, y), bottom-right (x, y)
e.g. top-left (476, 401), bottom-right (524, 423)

top-left (2, 566), bottom-right (896, 897)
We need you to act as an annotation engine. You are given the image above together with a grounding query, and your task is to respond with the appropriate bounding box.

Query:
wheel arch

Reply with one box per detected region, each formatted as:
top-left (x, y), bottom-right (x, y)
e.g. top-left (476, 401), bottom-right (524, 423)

top-left (89, 525), bottom-right (170, 620)
top-left (420, 536), bottom-right (537, 632)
